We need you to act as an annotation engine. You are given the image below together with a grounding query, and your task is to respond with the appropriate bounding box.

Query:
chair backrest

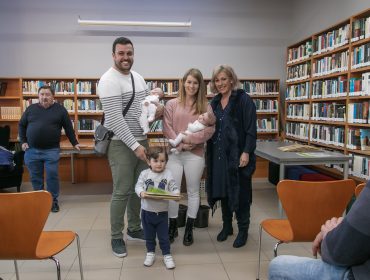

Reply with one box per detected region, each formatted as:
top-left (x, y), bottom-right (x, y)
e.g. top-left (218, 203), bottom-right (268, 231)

top-left (0, 191), bottom-right (52, 259)
top-left (277, 179), bottom-right (356, 242)
top-left (355, 183), bottom-right (366, 197)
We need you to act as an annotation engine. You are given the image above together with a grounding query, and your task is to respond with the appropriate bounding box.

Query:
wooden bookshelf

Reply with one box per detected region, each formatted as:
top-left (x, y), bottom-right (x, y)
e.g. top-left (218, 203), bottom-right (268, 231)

top-left (284, 7), bottom-right (370, 183)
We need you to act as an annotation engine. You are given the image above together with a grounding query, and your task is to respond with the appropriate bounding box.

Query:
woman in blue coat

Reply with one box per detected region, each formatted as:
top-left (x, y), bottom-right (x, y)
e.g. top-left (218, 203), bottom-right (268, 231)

top-left (206, 65), bottom-right (257, 248)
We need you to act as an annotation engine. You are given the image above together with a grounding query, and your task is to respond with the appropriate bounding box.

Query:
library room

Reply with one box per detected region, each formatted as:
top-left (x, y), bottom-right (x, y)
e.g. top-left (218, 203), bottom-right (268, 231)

top-left (0, 0), bottom-right (369, 280)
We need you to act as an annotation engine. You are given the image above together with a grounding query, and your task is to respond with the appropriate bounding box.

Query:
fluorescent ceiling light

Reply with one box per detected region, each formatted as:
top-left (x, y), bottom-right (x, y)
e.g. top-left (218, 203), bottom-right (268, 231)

top-left (78, 16), bottom-right (191, 28)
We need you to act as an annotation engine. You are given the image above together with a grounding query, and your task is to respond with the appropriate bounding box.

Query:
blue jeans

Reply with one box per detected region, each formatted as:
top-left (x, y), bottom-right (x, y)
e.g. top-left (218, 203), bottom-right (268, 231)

top-left (24, 147), bottom-right (60, 201)
top-left (141, 209), bottom-right (170, 255)
top-left (269, 255), bottom-right (351, 280)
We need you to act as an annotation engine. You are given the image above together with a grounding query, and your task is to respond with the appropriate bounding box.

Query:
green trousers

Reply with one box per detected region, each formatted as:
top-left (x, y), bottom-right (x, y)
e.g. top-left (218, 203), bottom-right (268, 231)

top-left (108, 139), bottom-right (148, 239)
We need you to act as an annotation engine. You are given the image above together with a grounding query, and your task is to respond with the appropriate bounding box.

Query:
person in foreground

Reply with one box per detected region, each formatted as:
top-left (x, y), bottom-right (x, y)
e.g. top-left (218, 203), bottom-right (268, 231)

top-left (163, 68), bottom-right (215, 246)
top-left (135, 146), bottom-right (179, 269)
top-left (19, 85), bottom-right (80, 213)
top-left (97, 36), bottom-right (164, 258)
top-left (269, 181), bottom-right (370, 280)
top-left (206, 65), bottom-right (257, 248)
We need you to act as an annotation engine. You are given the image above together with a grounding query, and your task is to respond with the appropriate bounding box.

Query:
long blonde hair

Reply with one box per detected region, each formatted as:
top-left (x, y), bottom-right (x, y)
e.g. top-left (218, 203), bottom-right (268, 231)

top-left (178, 68), bottom-right (208, 115)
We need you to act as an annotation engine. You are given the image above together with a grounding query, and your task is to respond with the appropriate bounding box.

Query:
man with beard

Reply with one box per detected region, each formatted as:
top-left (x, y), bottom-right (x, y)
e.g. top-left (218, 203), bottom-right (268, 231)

top-left (98, 37), bottom-right (163, 257)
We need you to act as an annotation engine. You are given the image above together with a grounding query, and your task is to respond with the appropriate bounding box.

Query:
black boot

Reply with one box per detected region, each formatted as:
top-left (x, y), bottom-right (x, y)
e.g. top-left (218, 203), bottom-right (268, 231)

top-left (183, 217), bottom-right (195, 246)
top-left (233, 230), bottom-right (248, 248)
top-left (217, 223), bottom-right (233, 242)
top-left (168, 218), bottom-right (178, 243)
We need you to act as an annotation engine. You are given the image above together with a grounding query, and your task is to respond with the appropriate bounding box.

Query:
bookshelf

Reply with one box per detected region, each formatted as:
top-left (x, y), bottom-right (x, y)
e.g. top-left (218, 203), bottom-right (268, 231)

top-left (284, 7), bottom-right (370, 182)
top-left (0, 76), bottom-right (280, 181)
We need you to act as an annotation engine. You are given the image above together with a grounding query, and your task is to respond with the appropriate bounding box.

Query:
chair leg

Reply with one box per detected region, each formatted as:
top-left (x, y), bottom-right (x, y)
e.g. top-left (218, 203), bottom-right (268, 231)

top-left (14, 260), bottom-right (20, 280)
top-left (50, 256), bottom-right (61, 280)
top-left (75, 233), bottom-right (84, 280)
top-left (274, 241), bottom-right (284, 257)
top-left (256, 224), bottom-right (263, 280)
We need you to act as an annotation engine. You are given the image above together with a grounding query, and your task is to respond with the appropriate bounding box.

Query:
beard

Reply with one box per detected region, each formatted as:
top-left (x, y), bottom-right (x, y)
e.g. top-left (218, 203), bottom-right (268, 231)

top-left (114, 59), bottom-right (132, 74)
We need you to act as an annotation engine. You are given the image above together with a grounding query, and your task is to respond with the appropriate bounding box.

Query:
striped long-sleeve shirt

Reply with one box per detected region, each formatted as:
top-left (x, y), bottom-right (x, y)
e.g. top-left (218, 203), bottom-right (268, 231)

top-left (97, 67), bottom-right (149, 150)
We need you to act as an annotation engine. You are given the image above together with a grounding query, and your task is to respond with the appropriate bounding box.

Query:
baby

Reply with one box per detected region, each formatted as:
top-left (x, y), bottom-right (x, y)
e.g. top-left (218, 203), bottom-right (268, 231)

top-left (140, 88), bottom-right (164, 134)
top-left (169, 106), bottom-right (216, 153)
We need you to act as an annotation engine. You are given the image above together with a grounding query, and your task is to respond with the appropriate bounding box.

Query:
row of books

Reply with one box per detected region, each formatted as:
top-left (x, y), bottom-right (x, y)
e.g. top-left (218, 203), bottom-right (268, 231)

top-left (287, 41), bottom-right (312, 64)
top-left (253, 99), bottom-right (278, 112)
top-left (287, 104), bottom-right (310, 120)
top-left (347, 128), bottom-right (370, 150)
top-left (149, 120), bottom-right (163, 132)
top-left (311, 102), bottom-right (346, 121)
top-left (22, 99), bottom-right (39, 111)
top-left (310, 124), bottom-right (345, 147)
top-left (285, 82), bottom-right (310, 100)
top-left (147, 138), bottom-right (168, 147)
top-left (77, 119), bottom-right (99, 132)
top-left (0, 81), bottom-right (7, 96)
top-left (347, 102), bottom-right (370, 124)
top-left (351, 16), bottom-right (370, 42)
top-left (286, 63), bottom-right (311, 82)
top-left (77, 99), bottom-right (102, 112)
top-left (285, 122), bottom-right (309, 140)
top-left (312, 50), bottom-right (349, 77)
top-left (241, 81), bottom-right (279, 95)
top-left (351, 43), bottom-right (370, 69)
top-left (350, 153), bottom-right (370, 180)
top-left (60, 99), bottom-right (74, 112)
top-left (312, 76), bottom-right (347, 98)
top-left (256, 118), bottom-right (278, 132)
top-left (312, 24), bottom-right (349, 55)
top-left (77, 81), bottom-right (98, 95)
top-left (22, 80), bottom-right (75, 95)
top-left (146, 81), bottom-right (179, 95)
top-left (0, 106), bottom-right (21, 120)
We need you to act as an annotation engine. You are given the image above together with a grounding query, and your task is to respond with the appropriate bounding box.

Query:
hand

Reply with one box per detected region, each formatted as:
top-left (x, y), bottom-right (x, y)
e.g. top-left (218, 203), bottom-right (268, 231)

top-left (140, 191), bottom-right (147, 198)
top-left (239, 152), bottom-right (249, 167)
top-left (311, 217), bottom-right (343, 257)
top-left (22, 143), bottom-right (29, 151)
top-left (134, 145), bottom-right (147, 161)
top-left (154, 104), bottom-right (164, 120)
top-left (312, 232), bottom-right (323, 257)
top-left (182, 143), bottom-right (194, 151)
top-left (74, 144), bottom-right (81, 151)
top-left (182, 135), bottom-right (191, 144)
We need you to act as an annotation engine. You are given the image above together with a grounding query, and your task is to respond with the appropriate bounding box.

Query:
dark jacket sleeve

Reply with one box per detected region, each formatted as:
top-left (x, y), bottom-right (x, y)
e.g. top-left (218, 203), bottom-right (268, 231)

top-left (241, 94), bottom-right (257, 154)
top-left (61, 107), bottom-right (78, 146)
top-left (321, 182), bottom-right (370, 267)
top-left (18, 109), bottom-right (29, 144)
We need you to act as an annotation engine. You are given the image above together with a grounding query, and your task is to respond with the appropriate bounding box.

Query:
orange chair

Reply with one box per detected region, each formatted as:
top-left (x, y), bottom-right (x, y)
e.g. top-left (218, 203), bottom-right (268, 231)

top-left (256, 179), bottom-right (356, 280)
top-left (355, 183), bottom-right (365, 197)
top-left (0, 191), bottom-right (84, 280)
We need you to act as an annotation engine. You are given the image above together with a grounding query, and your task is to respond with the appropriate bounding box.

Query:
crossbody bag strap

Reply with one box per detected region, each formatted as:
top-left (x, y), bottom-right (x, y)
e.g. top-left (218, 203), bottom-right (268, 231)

top-left (101, 72), bottom-right (136, 124)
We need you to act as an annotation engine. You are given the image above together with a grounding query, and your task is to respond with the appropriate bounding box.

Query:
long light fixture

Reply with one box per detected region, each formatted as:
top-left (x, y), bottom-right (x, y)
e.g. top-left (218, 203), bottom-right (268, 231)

top-left (78, 16), bottom-right (191, 28)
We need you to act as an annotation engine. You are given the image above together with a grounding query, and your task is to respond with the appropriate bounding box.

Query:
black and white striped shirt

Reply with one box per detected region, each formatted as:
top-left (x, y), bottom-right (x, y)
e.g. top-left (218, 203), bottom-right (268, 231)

top-left (97, 67), bottom-right (149, 150)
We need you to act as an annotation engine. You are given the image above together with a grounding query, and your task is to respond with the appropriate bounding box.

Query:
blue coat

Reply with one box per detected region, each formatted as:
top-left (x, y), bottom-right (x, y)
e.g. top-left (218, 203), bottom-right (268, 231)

top-left (206, 89), bottom-right (257, 212)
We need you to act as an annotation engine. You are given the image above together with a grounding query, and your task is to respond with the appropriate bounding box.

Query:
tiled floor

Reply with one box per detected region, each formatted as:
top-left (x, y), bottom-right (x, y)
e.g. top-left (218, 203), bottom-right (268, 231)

top-left (0, 180), bottom-right (314, 280)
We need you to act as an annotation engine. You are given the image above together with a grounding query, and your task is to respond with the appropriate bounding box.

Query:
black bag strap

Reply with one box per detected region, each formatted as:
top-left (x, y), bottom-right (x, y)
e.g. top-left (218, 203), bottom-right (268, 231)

top-left (101, 72), bottom-right (135, 125)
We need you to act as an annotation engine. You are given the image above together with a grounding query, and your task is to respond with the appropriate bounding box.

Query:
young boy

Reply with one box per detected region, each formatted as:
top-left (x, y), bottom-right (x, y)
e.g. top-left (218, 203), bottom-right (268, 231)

top-left (135, 146), bottom-right (179, 269)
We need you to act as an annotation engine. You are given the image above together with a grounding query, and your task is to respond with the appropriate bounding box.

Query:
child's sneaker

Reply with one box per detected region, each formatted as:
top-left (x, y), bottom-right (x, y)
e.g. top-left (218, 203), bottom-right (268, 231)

top-left (163, 254), bottom-right (175, 269)
top-left (144, 252), bottom-right (155, 267)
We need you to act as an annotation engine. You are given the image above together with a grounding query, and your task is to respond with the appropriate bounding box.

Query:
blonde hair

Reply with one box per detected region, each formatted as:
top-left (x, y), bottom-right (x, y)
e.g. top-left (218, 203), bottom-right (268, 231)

top-left (210, 64), bottom-right (240, 93)
top-left (178, 68), bottom-right (208, 115)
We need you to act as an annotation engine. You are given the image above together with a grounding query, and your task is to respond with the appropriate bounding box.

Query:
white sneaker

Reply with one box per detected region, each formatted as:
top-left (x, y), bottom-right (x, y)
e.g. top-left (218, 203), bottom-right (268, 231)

top-left (163, 254), bottom-right (175, 269)
top-left (144, 252), bottom-right (155, 267)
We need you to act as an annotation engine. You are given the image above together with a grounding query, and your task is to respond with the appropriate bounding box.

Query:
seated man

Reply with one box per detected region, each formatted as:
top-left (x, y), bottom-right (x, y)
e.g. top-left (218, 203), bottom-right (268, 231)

top-left (268, 181), bottom-right (370, 280)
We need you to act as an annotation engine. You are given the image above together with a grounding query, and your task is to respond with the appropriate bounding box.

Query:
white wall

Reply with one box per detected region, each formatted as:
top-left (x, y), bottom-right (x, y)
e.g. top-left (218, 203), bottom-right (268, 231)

top-left (0, 0), bottom-right (294, 81)
top-left (290, 0), bottom-right (369, 44)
